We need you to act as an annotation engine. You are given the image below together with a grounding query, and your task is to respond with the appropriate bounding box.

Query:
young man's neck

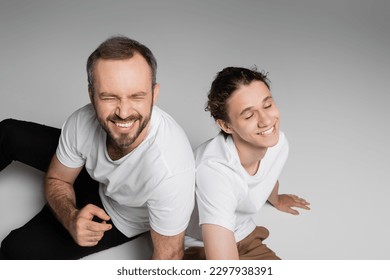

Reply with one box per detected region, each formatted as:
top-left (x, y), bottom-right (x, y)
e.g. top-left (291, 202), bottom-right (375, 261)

top-left (232, 136), bottom-right (268, 176)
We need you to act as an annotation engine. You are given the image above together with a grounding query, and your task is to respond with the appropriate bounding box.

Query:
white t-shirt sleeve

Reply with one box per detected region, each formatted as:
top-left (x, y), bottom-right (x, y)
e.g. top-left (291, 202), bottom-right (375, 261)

top-left (196, 162), bottom-right (238, 232)
top-left (147, 169), bottom-right (195, 236)
top-left (56, 112), bottom-right (86, 168)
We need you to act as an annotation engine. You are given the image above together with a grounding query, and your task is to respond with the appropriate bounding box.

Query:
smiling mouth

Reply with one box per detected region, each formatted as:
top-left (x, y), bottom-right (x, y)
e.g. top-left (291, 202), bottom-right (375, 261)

top-left (257, 126), bottom-right (274, 135)
top-left (115, 121), bottom-right (135, 128)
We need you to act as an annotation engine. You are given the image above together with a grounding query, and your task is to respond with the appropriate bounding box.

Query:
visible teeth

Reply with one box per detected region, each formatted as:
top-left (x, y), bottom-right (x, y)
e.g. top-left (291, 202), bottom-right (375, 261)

top-left (260, 126), bottom-right (274, 135)
top-left (116, 122), bottom-right (133, 128)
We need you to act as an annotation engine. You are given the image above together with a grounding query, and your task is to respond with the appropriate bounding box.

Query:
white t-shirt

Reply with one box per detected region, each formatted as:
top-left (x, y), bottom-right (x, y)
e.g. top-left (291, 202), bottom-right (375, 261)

top-left (185, 132), bottom-right (288, 246)
top-left (56, 104), bottom-right (195, 237)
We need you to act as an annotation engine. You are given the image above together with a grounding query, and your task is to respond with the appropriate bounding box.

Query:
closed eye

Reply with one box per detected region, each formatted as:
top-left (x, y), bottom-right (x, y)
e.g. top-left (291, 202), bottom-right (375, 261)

top-left (245, 114), bottom-right (254, 120)
top-left (131, 95), bottom-right (146, 100)
top-left (129, 92), bottom-right (148, 100)
top-left (101, 97), bottom-right (117, 101)
top-left (98, 92), bottom-right (118, 101)
top-left (263, 96), bottom-right (273, 109)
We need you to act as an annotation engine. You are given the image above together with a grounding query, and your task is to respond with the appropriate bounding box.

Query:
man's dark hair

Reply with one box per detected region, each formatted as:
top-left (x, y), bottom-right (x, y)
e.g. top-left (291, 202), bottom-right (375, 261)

top-left (206, 66), bottom-right (270, 136)
top-left (87, 36), bottom-right (157, 92)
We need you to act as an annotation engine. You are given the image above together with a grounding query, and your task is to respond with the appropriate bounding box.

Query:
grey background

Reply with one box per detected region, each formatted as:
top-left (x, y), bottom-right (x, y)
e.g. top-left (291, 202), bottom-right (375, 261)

top-left (0, 0), bottom-right (389, 259)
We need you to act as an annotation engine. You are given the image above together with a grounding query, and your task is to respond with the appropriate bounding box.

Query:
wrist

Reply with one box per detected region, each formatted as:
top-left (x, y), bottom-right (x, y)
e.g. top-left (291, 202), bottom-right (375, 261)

top-left (268, 195), bottom-right (281, 208)
top-left (268, 199), bottom-right (277, 208)
top-left (66, 208), bottom-right (79, 230)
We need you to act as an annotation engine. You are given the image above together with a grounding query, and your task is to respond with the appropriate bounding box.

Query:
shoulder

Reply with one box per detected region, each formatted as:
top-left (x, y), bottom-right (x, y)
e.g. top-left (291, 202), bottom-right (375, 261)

top-left (60, 104), bottom-right (100, 150)
top-left (194, 134), bottom-right (242, 180)
top-left (153, 106), bottom-right (191, 144)
top-left (70, 104), bottom-right (96, 125)
top-left (195, 134), bottom-right (243, 192)
top-left (144, 106), bottom-right (195, 173)
top-left (194, 133), bottom-right (232, 166)
top-left (62, 104), bottom-right (97, 131)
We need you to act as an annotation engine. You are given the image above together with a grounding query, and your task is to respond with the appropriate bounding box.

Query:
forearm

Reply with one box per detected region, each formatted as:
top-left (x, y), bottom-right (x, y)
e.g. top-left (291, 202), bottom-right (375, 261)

top-left (44, 176), bottom-right (78, 231)
top-left (267, 180), bottom-right (280, 206)
top-left (202, 224), bottom-right (239, 260)
top-left (150, 229), bottom-right (185, 260)
top-left (151, 248), bottom-right (184, 260)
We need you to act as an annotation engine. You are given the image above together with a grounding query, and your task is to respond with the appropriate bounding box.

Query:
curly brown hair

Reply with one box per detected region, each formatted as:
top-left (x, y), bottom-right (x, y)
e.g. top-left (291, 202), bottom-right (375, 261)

top-left (206, 67), bottom-right (270, 136)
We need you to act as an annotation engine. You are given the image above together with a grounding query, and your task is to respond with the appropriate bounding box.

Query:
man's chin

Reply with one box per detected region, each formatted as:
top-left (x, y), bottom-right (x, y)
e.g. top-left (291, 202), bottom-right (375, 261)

top-left (113, 138), bottom-right (135, 149)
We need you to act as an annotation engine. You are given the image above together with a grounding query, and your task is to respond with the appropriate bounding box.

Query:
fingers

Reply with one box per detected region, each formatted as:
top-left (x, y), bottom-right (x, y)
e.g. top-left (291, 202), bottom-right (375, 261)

top-left (288, 194), bottom-right (311, 210)
top-left (78, 204), bottom-right (112, 231)
top-left (276, 194), bottom-right (311, 215)
top-left (83, 204), bottom-right (111, 222)
top-left (71, 204), bottom-right (113, 247)
top-left (285, 207), bottom-right (300, 215)
top-left (73, 219), bottom-right (111, 247)
top-left (86, 219), bottom-right (112, 233)
top-left (79, 230), bottom-right (105, 247)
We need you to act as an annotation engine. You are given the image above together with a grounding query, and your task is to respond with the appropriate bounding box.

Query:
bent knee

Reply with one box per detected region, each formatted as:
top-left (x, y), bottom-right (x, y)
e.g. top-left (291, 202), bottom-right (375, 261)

top-left (0, 118), bottom-right (19, 132)
top-left (0, 118), bottom-right (21, 143)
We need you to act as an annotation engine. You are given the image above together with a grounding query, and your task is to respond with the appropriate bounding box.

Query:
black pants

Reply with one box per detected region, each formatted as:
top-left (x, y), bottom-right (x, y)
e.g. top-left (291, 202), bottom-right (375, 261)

top-left (0, 119), bottom-right (140, 259)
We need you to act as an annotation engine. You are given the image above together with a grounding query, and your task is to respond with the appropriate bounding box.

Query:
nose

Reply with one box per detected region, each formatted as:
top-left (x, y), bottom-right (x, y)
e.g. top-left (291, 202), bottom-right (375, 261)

top-left (257, 110), bottom-right (272, 128)
top-left (116, 99), bottom-right (132, 120)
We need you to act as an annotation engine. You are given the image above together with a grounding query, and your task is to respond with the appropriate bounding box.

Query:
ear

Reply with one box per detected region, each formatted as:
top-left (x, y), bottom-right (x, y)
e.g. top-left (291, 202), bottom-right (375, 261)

top-left (216, 119), bottom-right (233, 134)
top-left (152, 83), bottom-right (160, 105)
top-left (88, 85), bottom-right (94, 104)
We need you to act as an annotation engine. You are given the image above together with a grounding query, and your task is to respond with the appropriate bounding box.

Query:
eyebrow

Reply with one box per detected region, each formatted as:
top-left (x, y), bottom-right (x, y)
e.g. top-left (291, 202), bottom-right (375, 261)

top-left (98, 92), bottom-right (116, 97)
top-left (239, 95), bottom-right (273, 116)
top-left (129, 91), bottom-right (148, 97)
top-left (98, 91), bottom-right (148, 98)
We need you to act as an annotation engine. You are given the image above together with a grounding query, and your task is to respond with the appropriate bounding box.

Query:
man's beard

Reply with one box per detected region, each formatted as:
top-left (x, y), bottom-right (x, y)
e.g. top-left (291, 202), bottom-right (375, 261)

top-left (99, 109), bottom-right (152, 152)
top-left (113, 114), bottom-right (150, 149)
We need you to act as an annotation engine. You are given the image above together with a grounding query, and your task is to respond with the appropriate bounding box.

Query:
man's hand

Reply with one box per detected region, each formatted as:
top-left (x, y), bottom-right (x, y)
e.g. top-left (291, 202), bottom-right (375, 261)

top-left (271, 194), bottom-right (311, 215)
top-left (68, 204), bottom-right (112, 247)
